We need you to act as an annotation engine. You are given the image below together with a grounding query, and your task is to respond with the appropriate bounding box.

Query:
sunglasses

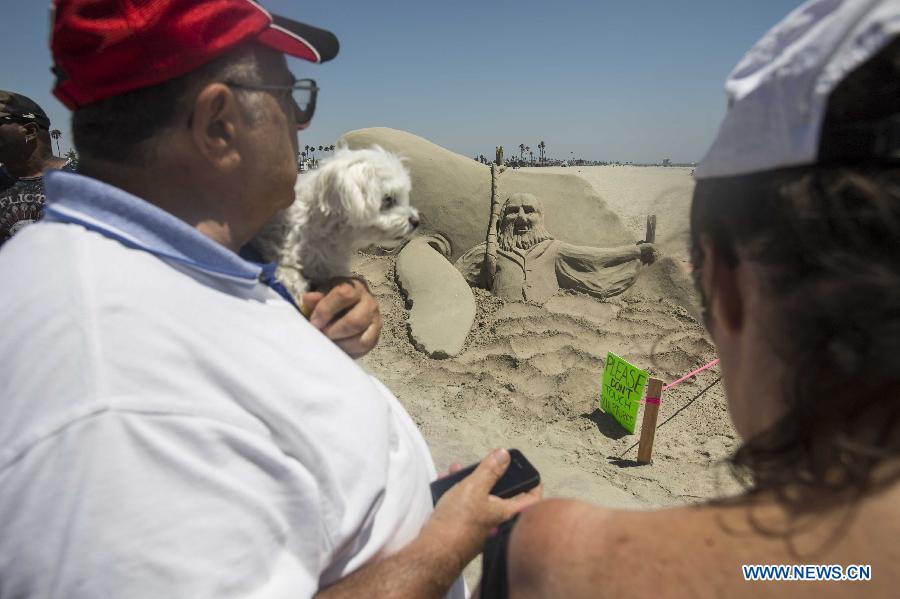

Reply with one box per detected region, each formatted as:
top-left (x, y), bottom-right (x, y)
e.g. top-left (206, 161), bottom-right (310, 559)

top-left (225, 78), bottom-right (318, 126)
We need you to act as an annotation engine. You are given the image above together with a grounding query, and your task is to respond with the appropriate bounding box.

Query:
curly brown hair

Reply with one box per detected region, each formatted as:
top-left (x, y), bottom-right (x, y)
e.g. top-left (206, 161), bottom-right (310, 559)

top-left (690, 39), bottom-right (900, 508)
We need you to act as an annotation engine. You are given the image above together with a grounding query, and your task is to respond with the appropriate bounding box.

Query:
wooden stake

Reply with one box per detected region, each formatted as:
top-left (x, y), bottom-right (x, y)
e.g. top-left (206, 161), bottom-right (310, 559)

top-left (637, 378), bottom-right (664, 464)
top-left (645, 214), bottom-right (657, 244)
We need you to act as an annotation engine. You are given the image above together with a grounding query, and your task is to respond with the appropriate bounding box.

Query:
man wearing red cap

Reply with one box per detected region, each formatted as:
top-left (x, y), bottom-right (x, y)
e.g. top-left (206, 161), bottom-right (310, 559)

top-left (0, 1), bottom-right (536, 597)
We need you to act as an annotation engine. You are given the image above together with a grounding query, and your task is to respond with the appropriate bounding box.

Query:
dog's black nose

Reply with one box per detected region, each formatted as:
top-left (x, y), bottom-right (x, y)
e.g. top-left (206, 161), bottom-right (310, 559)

top-left (409, 216), bottom-right (420, 228)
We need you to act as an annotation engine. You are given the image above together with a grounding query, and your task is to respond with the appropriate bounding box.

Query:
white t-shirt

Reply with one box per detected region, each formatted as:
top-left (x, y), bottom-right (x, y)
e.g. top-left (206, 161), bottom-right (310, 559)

top-left (0, 172), bottom-right (464, 599)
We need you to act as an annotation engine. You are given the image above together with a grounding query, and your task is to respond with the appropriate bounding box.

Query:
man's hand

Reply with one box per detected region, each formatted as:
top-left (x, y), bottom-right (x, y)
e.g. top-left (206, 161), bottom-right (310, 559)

top-left (302, 278), bottom-right (382, 358)
top-left (315, 449), bottom-right (542, 599)
top-left (422, 449), bottom-right (543, 573)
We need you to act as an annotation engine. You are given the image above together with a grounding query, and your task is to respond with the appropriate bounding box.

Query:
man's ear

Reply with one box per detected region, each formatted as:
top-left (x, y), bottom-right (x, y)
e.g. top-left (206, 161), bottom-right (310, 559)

top-left (22, 122), bottom-right (39, 143)
top-left (698, 233), bottom-right (743, 335)
top-left (188, 83), bottom-right (244, 173)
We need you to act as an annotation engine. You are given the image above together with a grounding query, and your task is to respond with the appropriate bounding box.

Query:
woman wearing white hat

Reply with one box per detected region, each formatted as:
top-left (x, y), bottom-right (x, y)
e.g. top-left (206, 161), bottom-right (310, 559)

top-left (483, 2), bottom-right (900, 597)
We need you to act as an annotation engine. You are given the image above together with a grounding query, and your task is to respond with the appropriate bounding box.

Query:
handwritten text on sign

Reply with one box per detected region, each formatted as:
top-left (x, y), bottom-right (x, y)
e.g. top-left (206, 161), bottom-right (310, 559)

top-left (600, 352), bottom-right (648, 434)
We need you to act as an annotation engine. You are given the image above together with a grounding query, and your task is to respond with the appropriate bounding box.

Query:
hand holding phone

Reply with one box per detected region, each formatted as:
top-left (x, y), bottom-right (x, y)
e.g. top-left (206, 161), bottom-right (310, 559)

top-left (430, 449), bottom-right (540, 505)
top-left (420, 448), bottom-right (542, 574)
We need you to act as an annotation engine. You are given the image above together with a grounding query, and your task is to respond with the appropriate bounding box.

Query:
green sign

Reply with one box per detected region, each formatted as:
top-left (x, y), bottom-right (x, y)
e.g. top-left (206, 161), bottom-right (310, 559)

top-left (600, 351), bottom-right (648, 434)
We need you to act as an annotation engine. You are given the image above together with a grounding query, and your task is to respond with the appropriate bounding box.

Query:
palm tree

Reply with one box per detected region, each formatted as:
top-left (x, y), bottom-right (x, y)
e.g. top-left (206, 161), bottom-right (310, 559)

top-left (318, 145), bottom-right (324, 152)
top-left (525, 146), bottom-right (531, 164)
top-left (65, 148), bottom-right (77, 162)
top-left (529, 150), bottom-right (534, 164)
top-left (519, 143), bottom-right (525, 161)
top-left (538, 141), bottom-right (546, 162)
top-left (50, 129), bottom-right (62, 155)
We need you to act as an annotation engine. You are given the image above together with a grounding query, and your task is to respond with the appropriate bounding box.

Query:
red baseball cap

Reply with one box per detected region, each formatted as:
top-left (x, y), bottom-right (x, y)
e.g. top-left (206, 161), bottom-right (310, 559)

top-left (50, 0), bottom-right (339, 110)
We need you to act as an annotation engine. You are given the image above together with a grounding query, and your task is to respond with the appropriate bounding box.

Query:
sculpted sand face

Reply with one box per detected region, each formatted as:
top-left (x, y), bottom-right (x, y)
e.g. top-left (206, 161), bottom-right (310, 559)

top-left (498, 194), bottom-right (553, 252)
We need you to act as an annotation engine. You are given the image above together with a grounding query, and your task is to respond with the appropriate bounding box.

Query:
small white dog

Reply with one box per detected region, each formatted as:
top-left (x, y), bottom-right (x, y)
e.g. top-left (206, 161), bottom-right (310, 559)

top-left (254, 145), bottom-right (419, 300)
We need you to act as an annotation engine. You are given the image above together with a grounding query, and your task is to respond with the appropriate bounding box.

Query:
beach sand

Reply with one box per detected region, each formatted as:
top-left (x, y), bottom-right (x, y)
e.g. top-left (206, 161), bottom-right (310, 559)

top-left (354, 163), bottom-right (740, 587)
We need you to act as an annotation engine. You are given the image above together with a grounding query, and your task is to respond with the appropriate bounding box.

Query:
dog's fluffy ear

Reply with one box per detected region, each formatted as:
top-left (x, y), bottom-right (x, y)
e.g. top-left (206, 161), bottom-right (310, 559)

top-left (373, 145), bottom-right (409, 170)
top-left (369, 145), bottom-right (404, 164)
top-left (313, 157), bottom-right (373, 224)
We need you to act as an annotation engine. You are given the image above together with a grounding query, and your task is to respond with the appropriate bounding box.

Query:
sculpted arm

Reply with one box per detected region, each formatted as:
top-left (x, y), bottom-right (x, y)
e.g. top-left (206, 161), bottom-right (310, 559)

top-left (454, 242), bottom-right (490, 288)
top-left (555, 242), bottom-right (654, 299)
top-left (557, 240), bottom-right (656, 269)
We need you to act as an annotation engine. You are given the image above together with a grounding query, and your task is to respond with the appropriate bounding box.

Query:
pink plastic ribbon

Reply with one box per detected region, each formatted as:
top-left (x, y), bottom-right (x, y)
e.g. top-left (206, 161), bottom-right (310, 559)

top-left (642, 397), bottom-right (661, 405)
top-left (662, 358), bottom-right (720, 391)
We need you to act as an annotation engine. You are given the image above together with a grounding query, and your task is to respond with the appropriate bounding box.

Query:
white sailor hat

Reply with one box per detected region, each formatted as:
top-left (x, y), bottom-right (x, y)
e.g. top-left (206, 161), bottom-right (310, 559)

top-left (696, 0), bottom-right (900, 180)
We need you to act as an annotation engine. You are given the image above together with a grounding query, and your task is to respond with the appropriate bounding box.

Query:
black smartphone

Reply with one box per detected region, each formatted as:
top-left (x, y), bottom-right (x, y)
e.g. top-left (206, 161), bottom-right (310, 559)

top-left (430, 449), bottom-right (540, 505)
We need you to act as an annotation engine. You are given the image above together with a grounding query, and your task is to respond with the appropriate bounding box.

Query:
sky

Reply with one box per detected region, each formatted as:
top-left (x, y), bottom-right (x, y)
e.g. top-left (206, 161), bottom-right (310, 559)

top-left (2, 0), bottom-right (804, 163)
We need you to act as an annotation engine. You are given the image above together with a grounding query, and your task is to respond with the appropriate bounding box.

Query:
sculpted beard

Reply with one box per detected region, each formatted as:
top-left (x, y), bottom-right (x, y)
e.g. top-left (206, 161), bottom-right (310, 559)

top-left (498, 221), bottom-right (553, 251)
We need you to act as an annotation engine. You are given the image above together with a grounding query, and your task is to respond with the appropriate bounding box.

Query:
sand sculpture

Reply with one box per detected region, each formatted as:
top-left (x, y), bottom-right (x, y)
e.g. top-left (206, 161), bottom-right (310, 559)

top-left (354, 159), bottom-right (734, 517)
top-left (395, 237), bottom-right (476, 358)
top-left (339, 128), bottom-right (648, 357)
top-left (457, 192), bottom-right (656, 305)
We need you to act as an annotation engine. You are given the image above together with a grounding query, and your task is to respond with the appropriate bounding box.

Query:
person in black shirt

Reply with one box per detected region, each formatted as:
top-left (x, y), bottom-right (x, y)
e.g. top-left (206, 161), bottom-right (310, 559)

top-left (0, 90), bottom-right (74, 248)
top-left (0, 164), bottom-right (15, 192)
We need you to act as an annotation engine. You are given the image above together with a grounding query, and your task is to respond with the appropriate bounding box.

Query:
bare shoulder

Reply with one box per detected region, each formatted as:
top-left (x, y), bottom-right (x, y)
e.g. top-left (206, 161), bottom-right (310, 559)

top-left (507, 498), bottom-right (732, 599)
top-left (507, 488), bottom-right (900, 599)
